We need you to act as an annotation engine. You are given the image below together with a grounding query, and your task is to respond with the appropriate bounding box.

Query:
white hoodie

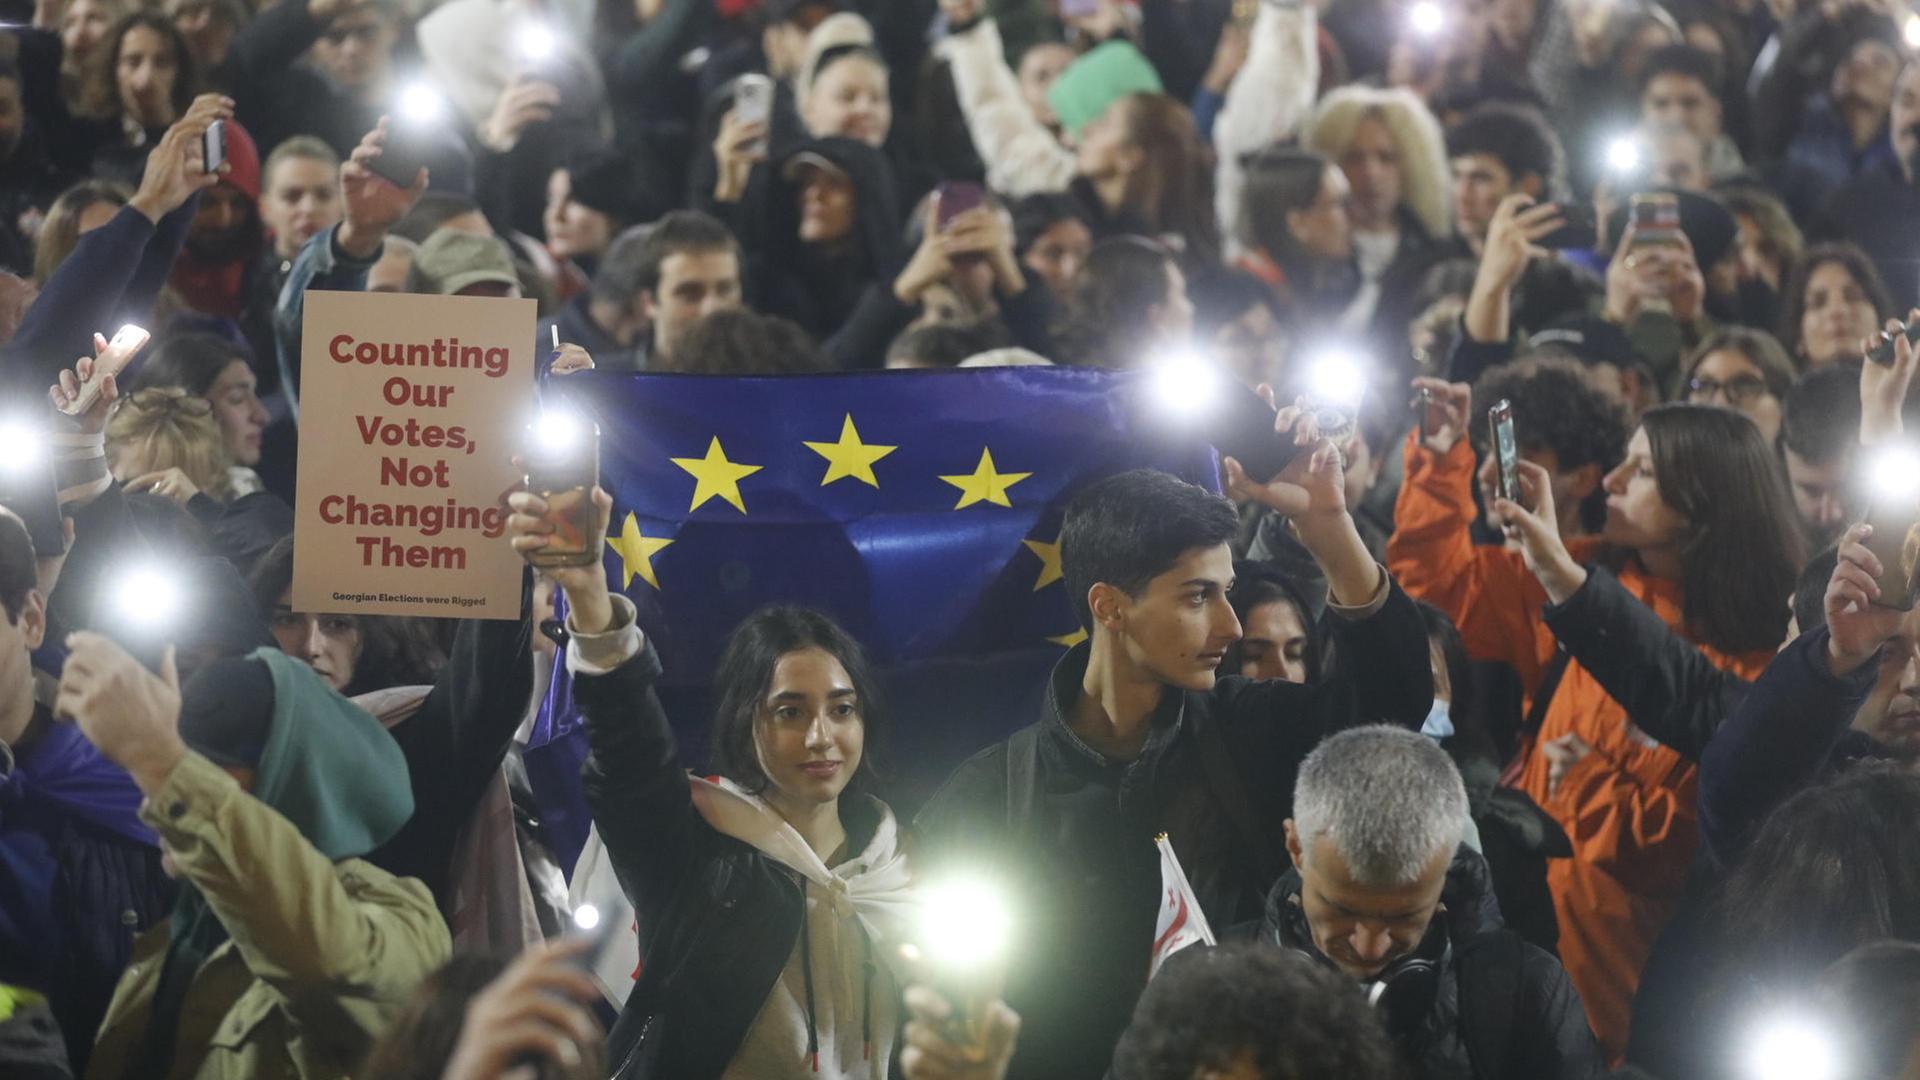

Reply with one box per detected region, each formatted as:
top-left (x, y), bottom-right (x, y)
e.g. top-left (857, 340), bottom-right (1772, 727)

top-left (698, 777), bottom-right (917, 1080)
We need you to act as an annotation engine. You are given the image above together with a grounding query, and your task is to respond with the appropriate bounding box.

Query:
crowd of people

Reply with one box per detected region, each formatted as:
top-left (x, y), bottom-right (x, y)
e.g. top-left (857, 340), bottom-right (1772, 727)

top-left (4, 0), bottom-right (1920, 1076)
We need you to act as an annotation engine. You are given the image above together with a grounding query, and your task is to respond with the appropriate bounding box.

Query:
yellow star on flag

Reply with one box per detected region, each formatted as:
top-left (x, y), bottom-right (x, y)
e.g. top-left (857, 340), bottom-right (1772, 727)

top-left (671, 436), bottom-right (763, 513)
top-left (803, 414), bottom-right (897, 488)
top-left (940, 448), bottom-right (1031, 509)
top-left (1048, 628), bottom-right (1089, 648)
top-left (1022, 538), bottom-right (1063, 590)
top-left (606, 512), bottom-right (674, 590)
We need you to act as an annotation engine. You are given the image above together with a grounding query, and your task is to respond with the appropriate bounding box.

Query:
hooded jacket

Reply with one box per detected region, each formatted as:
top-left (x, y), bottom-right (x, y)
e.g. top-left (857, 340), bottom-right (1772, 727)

top-left (573, 598), bottom-right (914, 1078)
top-left (745, 138), bottom-right (904, 343)
top-left (1254, 847), bottom-right (1605, 1080)
top-left (167, 120), bottom-right (263, 324)
top-left (1388, 434), bottom-right (1778, 1063)
top-left (84, 649), bottom-right (449, 1080)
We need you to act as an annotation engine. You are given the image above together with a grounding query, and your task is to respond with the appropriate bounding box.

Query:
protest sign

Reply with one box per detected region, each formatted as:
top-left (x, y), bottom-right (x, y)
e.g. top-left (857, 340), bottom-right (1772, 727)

top-left (292, 291), bottom-right (535, 619)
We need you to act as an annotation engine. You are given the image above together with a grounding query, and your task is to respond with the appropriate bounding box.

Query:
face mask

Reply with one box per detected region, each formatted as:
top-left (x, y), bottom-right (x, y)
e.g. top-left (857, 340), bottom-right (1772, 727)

top-left (1421, 699), bottom-right (1454, 741)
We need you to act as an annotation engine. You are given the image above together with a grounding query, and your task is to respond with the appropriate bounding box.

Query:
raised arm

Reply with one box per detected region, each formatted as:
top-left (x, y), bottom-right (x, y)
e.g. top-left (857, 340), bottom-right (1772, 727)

top-left (935, 2), bottom-right (1076, 198)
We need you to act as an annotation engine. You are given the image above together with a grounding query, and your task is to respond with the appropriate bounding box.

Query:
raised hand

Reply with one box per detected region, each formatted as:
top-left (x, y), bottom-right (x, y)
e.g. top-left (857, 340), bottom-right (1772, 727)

top-left (900, 984), bottom-right (1020, 1080)
top-left (128, 94), bottom-right (235, 223)
top-left (1859, 308), bottom-right (1920, 447)
top-left (48, 340), bottom-right (122, 434)
top-left (440, 940), bottom-right (604, 1080)
top-left (1222, 388), bottom-right (1349, 522)
top-left (1409, 376), bottom-right (1473, 454)
top-left (506, 484), bottom-right (615, 632)
top-left (1826, 523), bottom-right (1914, 675)
top-left (479, 76), bottom-right (561, 154)
top-left (55, 633), bottom-right (186, 795)
top-left (1492, 459), bottom-right (1588, 603)
top-left (337, 118), bottom-right (428, 260)
top-left (713, 107), bottom-right (770, 204)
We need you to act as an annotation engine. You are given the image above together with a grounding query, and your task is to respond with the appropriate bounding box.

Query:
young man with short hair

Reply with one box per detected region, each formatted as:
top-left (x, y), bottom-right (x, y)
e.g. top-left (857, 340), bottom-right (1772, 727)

top-left (1780, 364), bottom-right (1863, 549)
top-left (917, 445), bottom-right (1434, 1079)
top-left (537, 211), bottom-right (744, 375)
top-left (1639, 45), bottom-right (1744, 181)
top-left (1445, 102), bottom-right (1561, 255)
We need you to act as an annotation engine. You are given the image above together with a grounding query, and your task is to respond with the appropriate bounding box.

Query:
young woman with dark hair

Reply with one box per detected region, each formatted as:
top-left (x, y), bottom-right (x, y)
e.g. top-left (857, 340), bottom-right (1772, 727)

top-left (1219, 561), bottom-right (1321, 685)
top-left (1390, 387), bottom-right (1805, 1061)
top-left (133, 330), bottom-right (269, 477)
top-left (508, 484), bottom-right (918, 1076)
top-left (1779, 242), bottom-right (1894, 369)
top-left (1235, 147), bottom-right (1358, 331)
top-left (79, 13), bottom-right (201, 186)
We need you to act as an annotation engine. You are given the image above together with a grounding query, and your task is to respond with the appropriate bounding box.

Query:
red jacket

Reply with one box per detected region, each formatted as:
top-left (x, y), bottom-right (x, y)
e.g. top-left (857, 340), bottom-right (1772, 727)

top-left (1387, 434), bottom-right (1775, 1064)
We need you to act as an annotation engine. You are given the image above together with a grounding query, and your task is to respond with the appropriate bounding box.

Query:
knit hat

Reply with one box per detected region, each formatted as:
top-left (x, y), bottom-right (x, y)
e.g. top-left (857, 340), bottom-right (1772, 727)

top-left (1047, 41), bottom-right (1163, 140)
top-left (408, 228), bottom-right (520, 295)
top-left (215, 118), bottom-right (262, 204)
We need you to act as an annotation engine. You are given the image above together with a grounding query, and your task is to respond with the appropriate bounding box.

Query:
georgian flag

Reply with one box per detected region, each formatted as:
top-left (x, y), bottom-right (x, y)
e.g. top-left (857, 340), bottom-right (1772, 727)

top-left (1149, 833), bottom-right (1217, 979)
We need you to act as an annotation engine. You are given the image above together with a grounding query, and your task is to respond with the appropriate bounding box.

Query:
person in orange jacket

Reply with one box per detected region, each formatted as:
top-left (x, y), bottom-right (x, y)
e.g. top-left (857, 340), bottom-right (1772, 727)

top-left (1388, 377), bottom-right (1806, 1063)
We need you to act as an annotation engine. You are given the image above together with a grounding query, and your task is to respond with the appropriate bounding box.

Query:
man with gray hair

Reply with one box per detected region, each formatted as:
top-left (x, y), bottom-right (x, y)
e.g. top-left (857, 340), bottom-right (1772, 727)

top-left (1261, 725), bottom-right (1605, 1080)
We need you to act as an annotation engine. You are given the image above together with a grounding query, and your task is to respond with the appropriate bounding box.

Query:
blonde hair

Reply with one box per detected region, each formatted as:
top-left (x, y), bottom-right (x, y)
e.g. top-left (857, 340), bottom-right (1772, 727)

top-left (1306, 87), bottom-right (1451, 240)
top-left (105, 387), bottom-right (235, 501)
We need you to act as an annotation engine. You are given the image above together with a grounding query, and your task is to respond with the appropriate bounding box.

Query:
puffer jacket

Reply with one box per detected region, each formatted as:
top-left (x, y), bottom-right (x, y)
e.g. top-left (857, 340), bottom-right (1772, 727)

top-left (83, 754), bottom-right (448, 1080)
top-left (1387, 434), bottom-right (1776, 1063)
top-left (1257, 848), bottom-right (1606, 1080)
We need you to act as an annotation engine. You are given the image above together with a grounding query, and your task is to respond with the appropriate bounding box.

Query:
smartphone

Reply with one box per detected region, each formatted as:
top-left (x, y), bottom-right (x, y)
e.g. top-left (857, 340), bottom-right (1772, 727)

top-left (1866, 320), bottom-right (1920, 367)
top-left (936, 181), bottom-right (986, 232)
top-left (522, 415), bottom-right (602, 569)
top-left (1415, 387), bottom-right (1442, 441)
top-left (1628, 192), bottom-right (1682, 248)
top-left (201, 120), bottom-right (226, 175)
top-left (1489, 400), bottom-right (1519, 504)
top-left (62, 324), bottom-right (150, 417)
top-left (369, 127), bottom-right (431, 190)
top-left (1863, 506), bottom-right (1919, 610)
top-left (1059, 0), bottom-right (1101, 17)
top-left (1539, 203), bottom-right (1597, 251)
top-left (733, 73), bottom-right (774, 156)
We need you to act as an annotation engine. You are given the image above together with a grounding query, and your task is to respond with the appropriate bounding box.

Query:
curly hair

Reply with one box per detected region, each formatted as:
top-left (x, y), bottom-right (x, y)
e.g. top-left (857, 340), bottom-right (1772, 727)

top-left (1469, 356), bottom-right (1631, 474)
top-left (1112, 944), bottom-right (1403, 1080)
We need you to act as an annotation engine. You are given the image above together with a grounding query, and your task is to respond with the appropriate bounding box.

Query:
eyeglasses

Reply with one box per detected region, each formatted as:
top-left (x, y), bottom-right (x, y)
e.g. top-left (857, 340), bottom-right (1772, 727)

top-left (1687, 374), bottom-right (1770, 406)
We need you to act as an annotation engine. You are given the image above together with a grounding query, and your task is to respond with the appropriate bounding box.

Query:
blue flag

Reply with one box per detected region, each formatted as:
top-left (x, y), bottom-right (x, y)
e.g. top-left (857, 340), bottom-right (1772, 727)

top-left (526, 366), bottom-right (1223, 837)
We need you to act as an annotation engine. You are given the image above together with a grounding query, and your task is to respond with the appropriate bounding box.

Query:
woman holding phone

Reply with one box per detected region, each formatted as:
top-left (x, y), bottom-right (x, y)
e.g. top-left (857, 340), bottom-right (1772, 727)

top-left (1389, 386), bottom-right (1803, 1062)
top-left (505, 486), bottom-right (918, 1078)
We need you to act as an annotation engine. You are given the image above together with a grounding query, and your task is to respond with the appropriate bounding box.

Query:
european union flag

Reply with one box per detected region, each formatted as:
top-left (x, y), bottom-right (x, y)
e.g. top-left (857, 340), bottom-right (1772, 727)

top-left (529, 366), bottom-right (1222, 813)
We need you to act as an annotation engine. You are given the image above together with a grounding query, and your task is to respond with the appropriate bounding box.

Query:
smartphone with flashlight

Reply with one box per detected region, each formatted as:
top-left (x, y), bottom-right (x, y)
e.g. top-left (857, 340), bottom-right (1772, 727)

top-left (733, 74), bottom-right (774, 156)
top-left (1862, 504), bottom-right (1919, 610)
top-left (62, 324), bottom-right (150, 417)
top-left (370, 128), bottom-right (431, 190)
top-left (1540, 203), bottom-right (1597, 251)
top-left (522, 413), bottom-right (602, 569)
top-left (201, 119), bottom-right (227, 175)
top-left (936, 181), bottom-right (986, 232)
top-left (1489, 399), bottom-right (1519, 504)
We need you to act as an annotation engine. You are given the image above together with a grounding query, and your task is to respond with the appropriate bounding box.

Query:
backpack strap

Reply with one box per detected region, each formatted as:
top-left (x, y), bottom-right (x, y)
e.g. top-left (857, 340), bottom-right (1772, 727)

top-left (1455, 932), bottom-right (1527, 1080)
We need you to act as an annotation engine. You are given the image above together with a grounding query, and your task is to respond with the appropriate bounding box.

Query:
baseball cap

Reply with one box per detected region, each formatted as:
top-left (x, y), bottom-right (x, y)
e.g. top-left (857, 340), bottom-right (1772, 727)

top-left (407, 229), bottom-right (519, 296)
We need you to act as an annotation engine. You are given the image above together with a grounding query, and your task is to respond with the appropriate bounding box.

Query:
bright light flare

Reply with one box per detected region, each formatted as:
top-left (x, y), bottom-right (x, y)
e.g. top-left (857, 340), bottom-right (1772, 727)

top-left (0, 418), bottom-right (45, 474)
top-left (1305, 350), bottom-right (1369, 410)
top-left (519, 22), bottom-right (558, 62)
top-left (1905, 13), bottom-right (1920, 50)
top-left (1869, 444), bottom-right (1920, 502)
top-left (532, 409), bottom-right (586, 454)
top-left (572, 902), bottom-right (602, 932)
top-left (1742, 1012), bottom-right (1843, 1080)
top-left (916, 878), bottom-right (1012, 973)
top-left (1605, 135), bottom-right (1642, 174)
top-left (398, 81), bottom-right (445, 124)
top-left (1148, 349), bottom-right (1222, 419)
top-left (1409, 0), bottom-right (1446, 37)
top-left (121, 565), bottom-right (184, 629)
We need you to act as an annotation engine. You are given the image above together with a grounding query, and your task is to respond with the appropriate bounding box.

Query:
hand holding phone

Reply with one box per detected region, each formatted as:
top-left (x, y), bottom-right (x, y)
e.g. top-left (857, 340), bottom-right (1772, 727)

top-left (935, 181), bottom-right (986, 233)
top-left (61, 325), bottom-right (150, 417)
top-left (201, 119), bottom-right (227, 175)
top-left (733, 74), bottom-right (774, 157)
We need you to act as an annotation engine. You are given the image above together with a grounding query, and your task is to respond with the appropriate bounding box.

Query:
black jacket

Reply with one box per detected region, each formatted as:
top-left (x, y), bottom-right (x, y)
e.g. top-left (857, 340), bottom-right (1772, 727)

top-left (1255, 848), bottom-right (1605, 1080)
top-left (913, 580), bottom-right (1433, 1080)
top-left (579, 639), bottom-right (891, 1079)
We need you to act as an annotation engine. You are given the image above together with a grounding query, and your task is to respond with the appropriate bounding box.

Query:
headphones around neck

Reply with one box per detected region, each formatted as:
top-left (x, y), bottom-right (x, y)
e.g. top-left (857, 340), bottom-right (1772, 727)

top-left (1277, 893), bottom-right (1453, 1040)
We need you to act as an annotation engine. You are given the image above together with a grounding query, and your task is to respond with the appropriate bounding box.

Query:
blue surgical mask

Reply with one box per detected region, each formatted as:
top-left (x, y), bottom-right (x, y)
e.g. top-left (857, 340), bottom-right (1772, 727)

top-left (1421, 699), bottom-right (1454, 741)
